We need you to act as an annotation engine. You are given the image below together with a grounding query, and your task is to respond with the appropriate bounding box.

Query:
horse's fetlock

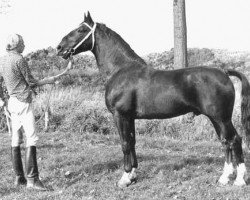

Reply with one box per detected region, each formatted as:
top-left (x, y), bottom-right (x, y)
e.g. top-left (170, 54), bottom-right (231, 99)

top-left (231, 135), bottom-right (242, 149)
top-left (124, 165), bottom-right (132, 173)
top-left (121, 141), bottom-right (130, 153)
top-left (221, 138), bottom-right (230, 149)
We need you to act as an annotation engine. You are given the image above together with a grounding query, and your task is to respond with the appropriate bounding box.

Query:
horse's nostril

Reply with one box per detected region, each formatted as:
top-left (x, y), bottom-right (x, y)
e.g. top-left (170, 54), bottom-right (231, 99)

top-left (57, 45), bottom-right (62, 50)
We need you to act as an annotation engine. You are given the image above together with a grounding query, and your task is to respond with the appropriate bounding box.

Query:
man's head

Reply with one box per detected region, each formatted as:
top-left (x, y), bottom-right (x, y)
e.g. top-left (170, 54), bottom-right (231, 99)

top-left (6, 33), bottom-right (25, 53)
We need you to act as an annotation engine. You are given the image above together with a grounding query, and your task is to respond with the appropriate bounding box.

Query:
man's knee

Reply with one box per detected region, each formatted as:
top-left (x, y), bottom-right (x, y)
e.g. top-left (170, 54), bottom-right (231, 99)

top-left (11, 129), bottom-right (24, 147)
top-left (26, 135), bottom-right (39, 147)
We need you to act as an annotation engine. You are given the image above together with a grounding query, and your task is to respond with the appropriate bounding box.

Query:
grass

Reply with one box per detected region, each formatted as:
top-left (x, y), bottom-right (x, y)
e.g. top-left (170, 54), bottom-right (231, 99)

top-left (1, 131), bottom-right (250, 200)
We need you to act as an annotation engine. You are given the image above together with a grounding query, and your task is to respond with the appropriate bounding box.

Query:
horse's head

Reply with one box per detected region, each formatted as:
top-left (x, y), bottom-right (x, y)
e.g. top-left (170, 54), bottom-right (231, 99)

top-left (57, 12), bottom-right (96, 59)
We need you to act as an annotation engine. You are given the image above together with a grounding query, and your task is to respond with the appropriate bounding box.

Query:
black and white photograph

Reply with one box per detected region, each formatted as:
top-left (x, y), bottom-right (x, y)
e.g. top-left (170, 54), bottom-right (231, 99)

top-left (0, 0), bottom-right (250, 199)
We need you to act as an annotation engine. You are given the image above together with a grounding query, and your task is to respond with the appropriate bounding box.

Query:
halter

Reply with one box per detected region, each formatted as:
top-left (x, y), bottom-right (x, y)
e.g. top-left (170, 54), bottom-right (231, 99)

top-left (70, 22), bottom-right (97, 54)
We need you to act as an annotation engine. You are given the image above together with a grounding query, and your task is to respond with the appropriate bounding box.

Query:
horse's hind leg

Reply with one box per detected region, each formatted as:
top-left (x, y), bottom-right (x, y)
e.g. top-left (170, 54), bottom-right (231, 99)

top-left (223, 121), bottom-right (247, 186)
top-left (211, 119), bottom-right (234, 185)
top-left (232, 133), bottom-right (247, 186)
top-left (114, 111), bottom-right (137, 188)
top-left (211, 119), bottom-right (247, 185)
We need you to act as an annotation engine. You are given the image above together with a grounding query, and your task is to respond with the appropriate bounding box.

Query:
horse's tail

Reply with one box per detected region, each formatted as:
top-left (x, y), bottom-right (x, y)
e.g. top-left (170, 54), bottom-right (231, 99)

top-left (226, 69), bottom-right (250, 147)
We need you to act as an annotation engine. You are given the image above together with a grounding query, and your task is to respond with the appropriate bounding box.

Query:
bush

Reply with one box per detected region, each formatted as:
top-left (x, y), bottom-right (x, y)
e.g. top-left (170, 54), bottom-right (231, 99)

top-left (187, 48), bottom-right (215, 67)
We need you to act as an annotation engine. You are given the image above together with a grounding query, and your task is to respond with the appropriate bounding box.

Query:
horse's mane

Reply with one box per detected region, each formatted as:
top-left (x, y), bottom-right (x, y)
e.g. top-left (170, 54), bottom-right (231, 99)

top-left (98, 23), bottom-right (146, 65)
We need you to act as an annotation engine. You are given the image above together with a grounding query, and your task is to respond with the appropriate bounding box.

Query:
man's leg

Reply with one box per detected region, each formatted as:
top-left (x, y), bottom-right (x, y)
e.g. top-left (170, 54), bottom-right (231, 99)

top-left (11, 114), bottom-right (26, 186)
top-left (22, 103), bottom-right (47, 191)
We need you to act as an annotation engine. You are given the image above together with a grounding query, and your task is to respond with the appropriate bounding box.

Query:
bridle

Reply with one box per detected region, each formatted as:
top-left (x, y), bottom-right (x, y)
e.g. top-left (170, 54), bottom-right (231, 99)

top-left (70, 22), bottom-right (97, 55)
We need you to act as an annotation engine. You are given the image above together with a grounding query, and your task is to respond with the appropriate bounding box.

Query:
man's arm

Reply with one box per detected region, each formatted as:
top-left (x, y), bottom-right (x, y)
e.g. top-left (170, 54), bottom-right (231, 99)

top-left (35, 59), bottom-right (74, 86)
top-left (18, 58), bottom-right (38, 87)
top-left (18, 57), bottom-right (73, 87)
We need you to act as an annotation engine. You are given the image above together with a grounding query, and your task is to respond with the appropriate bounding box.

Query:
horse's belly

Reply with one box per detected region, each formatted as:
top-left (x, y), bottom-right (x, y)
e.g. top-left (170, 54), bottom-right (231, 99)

top-left (135, 93), bottom-right (190, 119)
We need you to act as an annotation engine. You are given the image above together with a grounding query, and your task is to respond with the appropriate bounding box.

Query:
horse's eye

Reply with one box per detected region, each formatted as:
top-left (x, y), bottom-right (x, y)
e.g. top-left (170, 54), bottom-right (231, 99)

top-left (78, 28), bottom-right (84, 33)
top-left (57, 45), bottom-right (62, 50)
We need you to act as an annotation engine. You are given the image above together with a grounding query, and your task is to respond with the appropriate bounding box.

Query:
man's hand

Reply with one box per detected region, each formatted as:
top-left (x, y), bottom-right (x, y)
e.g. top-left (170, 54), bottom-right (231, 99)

top-left (0, 99), bottom-right (5, 107)
top-left (66, 56), bottom-right (74, 70)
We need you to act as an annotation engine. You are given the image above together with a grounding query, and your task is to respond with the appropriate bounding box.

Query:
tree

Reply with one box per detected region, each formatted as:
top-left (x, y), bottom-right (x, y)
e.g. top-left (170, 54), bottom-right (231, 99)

top-left (0, 0), bottom-right (11, 14)
top-left (173, 0), bottom-right (188, 69)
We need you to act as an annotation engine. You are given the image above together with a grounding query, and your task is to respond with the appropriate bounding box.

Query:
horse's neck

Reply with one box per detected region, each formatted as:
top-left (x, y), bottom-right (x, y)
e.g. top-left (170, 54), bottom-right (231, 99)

top-left (92, 24), bottom-right (146, 75)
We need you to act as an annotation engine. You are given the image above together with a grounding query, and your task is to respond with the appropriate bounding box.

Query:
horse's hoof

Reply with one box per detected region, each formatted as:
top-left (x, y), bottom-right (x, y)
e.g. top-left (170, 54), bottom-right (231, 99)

top-left (218, 176), bottom-right (229, 186)
top-left (234, 179), bottom-right (246, 186)
top-left (116, 169), bottom-right (137, 188)
top-left (116, 180), bottom-right (131, 188)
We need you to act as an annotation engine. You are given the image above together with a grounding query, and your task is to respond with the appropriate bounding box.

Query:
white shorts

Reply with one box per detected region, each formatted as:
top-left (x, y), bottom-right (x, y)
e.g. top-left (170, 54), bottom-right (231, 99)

top-left (8, 97), bottom-right (38, 147)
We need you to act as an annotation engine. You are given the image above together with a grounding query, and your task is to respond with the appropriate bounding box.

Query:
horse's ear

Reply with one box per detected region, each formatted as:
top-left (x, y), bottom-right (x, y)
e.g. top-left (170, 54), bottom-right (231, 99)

top-left (86, 11), bottom-right (94, 25)
top-left (87, 11), bottom-right (91, 18)
top-left (84, 13), bottom-right (87, 21)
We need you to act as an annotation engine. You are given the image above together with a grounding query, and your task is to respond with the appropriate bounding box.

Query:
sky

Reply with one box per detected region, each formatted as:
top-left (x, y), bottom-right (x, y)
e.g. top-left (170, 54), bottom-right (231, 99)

top-left (0, 0), bottom-right (250, 56)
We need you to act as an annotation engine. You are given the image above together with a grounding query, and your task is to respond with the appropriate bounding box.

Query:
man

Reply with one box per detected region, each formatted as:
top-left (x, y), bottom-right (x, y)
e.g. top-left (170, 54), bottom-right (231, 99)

top-left (0, 33), bottom-right (73, 191)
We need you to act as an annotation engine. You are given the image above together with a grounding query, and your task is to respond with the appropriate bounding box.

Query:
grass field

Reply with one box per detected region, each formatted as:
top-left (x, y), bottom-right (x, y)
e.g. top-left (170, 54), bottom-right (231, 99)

top-left (1, 130), bottom-right (250, 200)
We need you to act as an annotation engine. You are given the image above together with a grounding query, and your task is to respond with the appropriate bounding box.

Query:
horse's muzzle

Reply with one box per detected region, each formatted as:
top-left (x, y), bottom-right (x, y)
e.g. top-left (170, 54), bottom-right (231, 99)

top-left (56, 49), bottom-right (70, 59)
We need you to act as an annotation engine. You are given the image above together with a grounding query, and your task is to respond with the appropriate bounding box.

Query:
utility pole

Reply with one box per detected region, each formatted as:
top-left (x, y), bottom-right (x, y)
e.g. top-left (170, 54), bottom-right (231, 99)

top-left (173, 0), bottom-right (188, 69)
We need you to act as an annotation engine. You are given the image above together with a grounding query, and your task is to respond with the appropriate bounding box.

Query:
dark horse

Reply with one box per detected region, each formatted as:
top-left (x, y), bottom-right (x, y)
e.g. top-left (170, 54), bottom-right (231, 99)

top-left (57, 12), bottom-right (250, 187)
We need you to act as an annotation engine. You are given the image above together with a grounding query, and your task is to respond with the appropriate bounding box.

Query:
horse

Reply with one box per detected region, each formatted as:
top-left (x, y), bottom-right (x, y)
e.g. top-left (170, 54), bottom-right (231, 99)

top-left (57, 12), bottom-right (250, 187)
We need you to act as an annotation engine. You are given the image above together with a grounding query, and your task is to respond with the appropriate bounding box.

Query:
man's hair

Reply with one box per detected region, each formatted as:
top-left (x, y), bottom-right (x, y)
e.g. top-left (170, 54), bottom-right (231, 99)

top-left (6, 33), bottom-right (23, 51)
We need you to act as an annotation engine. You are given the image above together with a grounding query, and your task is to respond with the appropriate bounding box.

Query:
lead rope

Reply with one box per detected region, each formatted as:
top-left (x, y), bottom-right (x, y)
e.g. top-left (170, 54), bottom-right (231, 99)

top-left (35, 83), bottom-right (55, 125)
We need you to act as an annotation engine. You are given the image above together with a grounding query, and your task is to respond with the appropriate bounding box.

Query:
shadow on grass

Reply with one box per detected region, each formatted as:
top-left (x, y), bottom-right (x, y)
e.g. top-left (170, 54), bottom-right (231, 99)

top-left (137, 154), bottom-right (224, 182)
top-left (62, 152), bottom-right (225, 188)
top-left (65, 159), bottom-right (123, 188)
top-left (0, 186), bottom-right (22, 197)
top-left (39, 143), bottom-right (66, 150)
top-left (45, 150), bottom-right (250, 189)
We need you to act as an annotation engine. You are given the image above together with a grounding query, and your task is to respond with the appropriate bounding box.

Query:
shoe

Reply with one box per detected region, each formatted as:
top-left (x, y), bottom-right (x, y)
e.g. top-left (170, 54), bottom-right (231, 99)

top-left (11, 146), bottom-right (27, 186)
top-left (27, 177), bottom-right (48, 191)
top-left (25, 146), bottom-right (48, 191)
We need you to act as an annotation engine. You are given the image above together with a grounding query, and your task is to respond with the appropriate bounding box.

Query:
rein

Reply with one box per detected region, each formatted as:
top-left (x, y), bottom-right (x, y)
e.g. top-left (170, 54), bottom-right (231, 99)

top-left (35, 84), bottom-right (54, 125)
top-left (71, 22), bottom-right (97, 54)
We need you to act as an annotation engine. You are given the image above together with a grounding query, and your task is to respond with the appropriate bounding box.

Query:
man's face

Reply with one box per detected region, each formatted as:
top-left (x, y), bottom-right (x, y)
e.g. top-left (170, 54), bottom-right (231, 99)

top-left (16, 38), bottom-right (25, 53)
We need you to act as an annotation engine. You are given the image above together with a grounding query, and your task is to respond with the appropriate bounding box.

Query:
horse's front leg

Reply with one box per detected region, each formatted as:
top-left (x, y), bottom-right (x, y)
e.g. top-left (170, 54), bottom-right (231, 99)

top-left (114, 112), bottom-right (137, 188)
top-left (127, 118), bottom-right (137, 183)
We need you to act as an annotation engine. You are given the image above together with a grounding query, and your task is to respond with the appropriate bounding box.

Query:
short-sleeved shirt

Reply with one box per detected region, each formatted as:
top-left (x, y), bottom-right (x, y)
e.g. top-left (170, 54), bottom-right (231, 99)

top-left (0, 51), bottom-right (37, 103)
